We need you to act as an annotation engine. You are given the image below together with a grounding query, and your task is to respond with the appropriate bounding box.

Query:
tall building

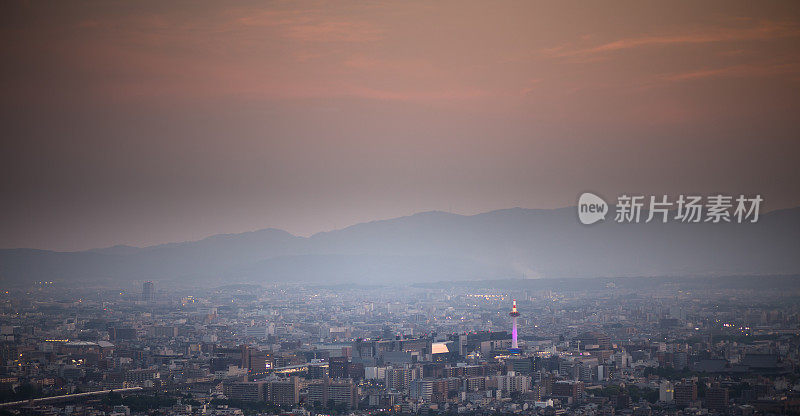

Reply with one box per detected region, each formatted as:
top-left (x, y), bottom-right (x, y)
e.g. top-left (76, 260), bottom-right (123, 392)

top-left (508, 299), bottom-right (521, 353)
top-left (507, 357), bottom-right (534, 374)
top-left (659, 380), bottom-right (674, 403)
top-left (308, 363), bottom-right (329, 379)
top-left (224, 381), bottom-right (266, 402)
top-left (574, 332), bottom-right (612, 351)
top-left (142, 281), bottom-right (155, 302)
top-left (531, 383), bottom-right (545, 401)
top-left (329, 356), bottom-right (348, 379)
top-left (386, 367), bottom-right (417, 392)
top-left (241, 345), bottom-right (271, 375)
top-left (307, 379), bottom-right (358, 409)
top-left (409, 378), bottom-right (434, 401)
top-left (268, 377), bottom-right (300, 405)
top-left (706, 386), bottom-right (729, 413)
top-left (150, 325), bottom-right (177, 338)
top-left (496, 373), bottom-right (531, 393)
top-left (111, 327), bottom-right (137, 341)
top-left (346, 362), bottom-right (365, 380)
top-left (674, 380), bottom-right (697, 407)
top-left (552, 380), bottom-right (584, 403)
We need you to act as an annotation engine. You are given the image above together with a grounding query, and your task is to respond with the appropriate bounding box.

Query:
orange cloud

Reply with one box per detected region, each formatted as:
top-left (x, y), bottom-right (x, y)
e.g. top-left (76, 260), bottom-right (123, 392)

top-left (548, 19), bottom-right (800, 57)
top-left (660, 62), bottom-right (800, 82)
top-left (284, 20), bottom-right (383, 43)
top-left (229, 8), bottom-right (382, 43)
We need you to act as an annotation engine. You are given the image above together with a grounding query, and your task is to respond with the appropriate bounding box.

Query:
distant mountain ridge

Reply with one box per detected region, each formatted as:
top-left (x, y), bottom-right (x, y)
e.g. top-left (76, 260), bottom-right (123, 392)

top-left (1, 206), bottom-right (799, 286)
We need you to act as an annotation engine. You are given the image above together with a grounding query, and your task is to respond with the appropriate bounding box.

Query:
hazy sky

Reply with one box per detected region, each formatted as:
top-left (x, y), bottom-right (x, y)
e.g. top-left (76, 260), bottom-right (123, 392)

top-left (2, 1), bottom-right (800, 251)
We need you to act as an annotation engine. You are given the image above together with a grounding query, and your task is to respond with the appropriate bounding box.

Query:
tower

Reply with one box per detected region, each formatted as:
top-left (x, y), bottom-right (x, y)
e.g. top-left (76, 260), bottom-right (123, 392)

top-left (508, 299), bottom-right (521, 354)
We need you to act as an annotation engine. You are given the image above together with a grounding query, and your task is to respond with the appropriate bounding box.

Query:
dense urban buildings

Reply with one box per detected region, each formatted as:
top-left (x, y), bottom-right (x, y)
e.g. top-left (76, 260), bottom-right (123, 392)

top-left (0, 276), bottom-right (798, 415)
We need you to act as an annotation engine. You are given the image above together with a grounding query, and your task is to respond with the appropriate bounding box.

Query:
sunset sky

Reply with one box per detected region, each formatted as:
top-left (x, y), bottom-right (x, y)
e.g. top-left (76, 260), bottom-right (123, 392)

top-left (2, 1), bottom-right (800, 251)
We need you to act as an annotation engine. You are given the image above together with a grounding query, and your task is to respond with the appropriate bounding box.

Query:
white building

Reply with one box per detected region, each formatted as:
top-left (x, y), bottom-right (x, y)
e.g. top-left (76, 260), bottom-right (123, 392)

top-left (659, 380), bottom-right (674, 403)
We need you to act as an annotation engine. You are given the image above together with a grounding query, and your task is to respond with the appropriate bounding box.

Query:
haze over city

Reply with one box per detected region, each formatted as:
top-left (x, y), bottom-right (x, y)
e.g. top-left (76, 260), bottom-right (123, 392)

top-left (3, 2), bottom-right (800, 416)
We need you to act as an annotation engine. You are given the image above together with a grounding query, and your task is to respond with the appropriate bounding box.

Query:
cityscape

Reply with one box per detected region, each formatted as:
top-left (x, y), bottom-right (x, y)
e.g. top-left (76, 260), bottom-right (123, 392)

top-left (0, 276), bottom-right (798, 415)
top-left (2, 0), bottom-right (800, 415)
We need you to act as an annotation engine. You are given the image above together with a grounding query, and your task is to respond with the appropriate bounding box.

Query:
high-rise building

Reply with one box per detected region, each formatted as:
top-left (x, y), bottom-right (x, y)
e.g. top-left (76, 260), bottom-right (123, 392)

top-left (410, 378), bottom-right (434, 401)
top-left (150, 325), bottom-right (177, 338)
top-left (507, 357), bottom-right (533, 374)
top-left (346, 362), bottom-right (365, 380)
top-left (307, 379), bottom-right (358, 409)
top-left (241, 345), bottom-right (271, 375)
top-left (329, 356), bottom-right (348, 379)
top-left (308, 363), bottom-right (329, 379)
top-left (706, 386), bottom-right (729, 412)
top-left (268, 377), bottom-right (300, 405)
top-left (531, 383), bottom-right (545, 401)
top-left (496, 373), bottom-right (531, 393)
top-left (552, 380), bottom-right (584, 403)
top-left (111, 327), bottom-right (137, 341)
top-left (386, 367), bottom-right (416, 392)
top-left (613, 392), bottom-right (632, 410)
top-left (674, 380), bottom-right (697, 407)
top-left (142, 281), bottom-right (155, 302)
top-left (574, 332), bottom-right (612, 350)
top-left (508, 300), bottom-right (521, 353)
top-left (659, 380), bottom-right (674, 403)
top-left (224, 381), bottom-right (266, 402)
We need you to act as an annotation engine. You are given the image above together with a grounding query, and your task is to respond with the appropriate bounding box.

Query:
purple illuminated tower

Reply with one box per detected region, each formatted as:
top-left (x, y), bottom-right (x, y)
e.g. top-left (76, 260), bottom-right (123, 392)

top-left (508, 299), bottom-right (521, 353)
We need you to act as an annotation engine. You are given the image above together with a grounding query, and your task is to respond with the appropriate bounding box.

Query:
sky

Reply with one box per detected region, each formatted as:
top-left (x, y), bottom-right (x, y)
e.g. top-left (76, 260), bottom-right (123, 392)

top-left (2, 0), bottom-right (800, 251)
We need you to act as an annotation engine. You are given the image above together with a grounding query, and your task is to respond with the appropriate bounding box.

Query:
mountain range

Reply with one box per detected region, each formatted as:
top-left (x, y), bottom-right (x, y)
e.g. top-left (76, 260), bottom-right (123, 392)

top-left (1, 206), bottom-right (799, 286)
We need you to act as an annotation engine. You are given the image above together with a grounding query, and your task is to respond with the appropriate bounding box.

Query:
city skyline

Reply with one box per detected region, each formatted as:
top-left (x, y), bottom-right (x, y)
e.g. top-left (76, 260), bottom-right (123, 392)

top-left (1, 2), bottom-right (799, 415)
top-left (1, 274), bottom-right (797, 414)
